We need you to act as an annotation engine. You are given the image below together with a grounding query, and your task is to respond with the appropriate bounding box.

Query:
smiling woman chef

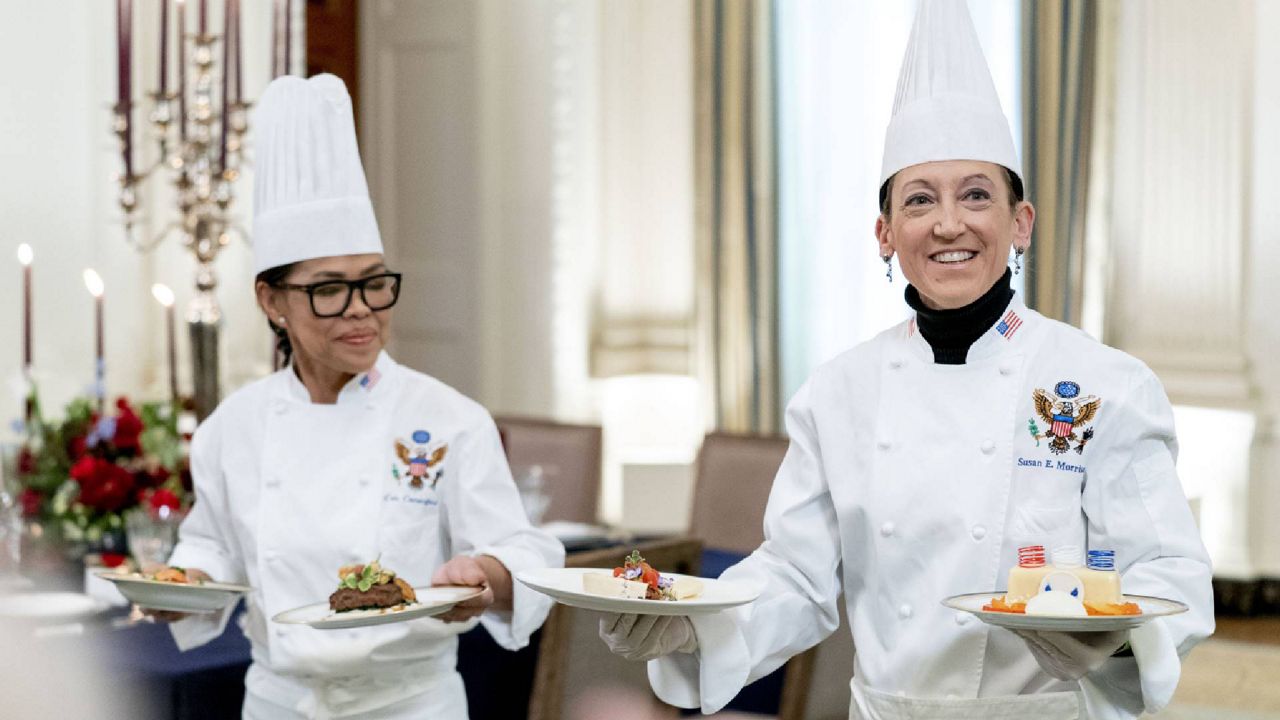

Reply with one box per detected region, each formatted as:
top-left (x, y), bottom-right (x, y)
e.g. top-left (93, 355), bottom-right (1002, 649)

top-left (596, 2), bottom-right (1213, 719)
top-left (153, 75), bottom-right (564, 719)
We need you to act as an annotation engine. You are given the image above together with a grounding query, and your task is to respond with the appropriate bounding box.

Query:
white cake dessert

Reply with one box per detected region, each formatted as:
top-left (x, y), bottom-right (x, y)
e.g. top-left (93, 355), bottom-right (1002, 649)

top-left (583, 572), bottom-right (650, 599)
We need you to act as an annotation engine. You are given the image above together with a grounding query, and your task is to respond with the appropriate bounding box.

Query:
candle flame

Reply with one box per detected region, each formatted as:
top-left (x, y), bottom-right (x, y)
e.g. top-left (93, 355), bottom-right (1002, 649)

top-left (17, 244), bottom-right (33, 266)
top-left (152, 283), bottom-right (175, 307)
top-left (83, 268), bottom-right (105, 297)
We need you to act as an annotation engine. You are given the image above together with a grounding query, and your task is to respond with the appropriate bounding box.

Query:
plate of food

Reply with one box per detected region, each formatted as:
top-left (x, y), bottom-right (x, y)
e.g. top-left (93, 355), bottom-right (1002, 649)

top-left (517, 550), bottom-right (761, 616)
top-left (943, 546), bottom-right (1187, 632)
top-left (272, 560), bottom-right (484, 630)
top-left (95, 567), bottom-right (250, 613)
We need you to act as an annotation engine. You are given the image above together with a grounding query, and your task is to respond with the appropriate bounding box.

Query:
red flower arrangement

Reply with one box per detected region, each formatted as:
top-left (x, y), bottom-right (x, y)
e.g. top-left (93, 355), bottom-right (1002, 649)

top-left (16, 394), bottom-right (188, 549)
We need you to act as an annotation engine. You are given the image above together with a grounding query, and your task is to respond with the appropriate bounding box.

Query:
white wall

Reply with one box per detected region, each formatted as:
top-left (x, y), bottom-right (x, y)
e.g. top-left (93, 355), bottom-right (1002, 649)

top-left (0, 0), bottom-right (284, 435)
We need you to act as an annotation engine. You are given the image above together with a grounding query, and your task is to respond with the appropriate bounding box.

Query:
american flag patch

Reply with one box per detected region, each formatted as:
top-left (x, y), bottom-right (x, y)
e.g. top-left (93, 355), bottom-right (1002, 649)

top-left (359, 366), bottom-right (382, 390)
top-left (996, 310), bottom-right (1023, 340)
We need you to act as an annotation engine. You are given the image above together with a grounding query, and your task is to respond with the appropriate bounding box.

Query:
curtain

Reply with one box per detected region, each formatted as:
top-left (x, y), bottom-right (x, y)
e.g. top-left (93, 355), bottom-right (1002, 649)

top-left (694, 0), bottom-right (778, 433)
top-left (1021, 0), bottom-right (1099, 325)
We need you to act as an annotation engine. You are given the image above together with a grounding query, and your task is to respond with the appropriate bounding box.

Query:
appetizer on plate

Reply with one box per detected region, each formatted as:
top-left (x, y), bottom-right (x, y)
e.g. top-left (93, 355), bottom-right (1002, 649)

top-left (582, 550), bottom-right (704, 601)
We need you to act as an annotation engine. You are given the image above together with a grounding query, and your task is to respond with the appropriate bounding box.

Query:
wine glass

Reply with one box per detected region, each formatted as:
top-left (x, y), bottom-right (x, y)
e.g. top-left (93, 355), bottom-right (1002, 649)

top-left (124, 506), bottom-right (183, 569)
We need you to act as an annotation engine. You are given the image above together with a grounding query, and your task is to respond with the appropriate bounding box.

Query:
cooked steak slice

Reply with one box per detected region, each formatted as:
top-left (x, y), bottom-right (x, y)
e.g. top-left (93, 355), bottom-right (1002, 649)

top-left (329, 582), bottom-right (406, 612)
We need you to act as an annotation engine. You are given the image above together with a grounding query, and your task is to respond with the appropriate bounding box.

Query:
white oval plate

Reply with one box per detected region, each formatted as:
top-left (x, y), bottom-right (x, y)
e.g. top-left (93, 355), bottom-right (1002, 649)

top-left (942, 592), bottom-right (1188, 632)
top-left (96, 571), bottom-right (250, 613)
top-left (516, 568), bottom-right (761, 616)
top-left (0, 592), bottom-right (108, 622)
top-left (272, 586), bottom-right (484, 630)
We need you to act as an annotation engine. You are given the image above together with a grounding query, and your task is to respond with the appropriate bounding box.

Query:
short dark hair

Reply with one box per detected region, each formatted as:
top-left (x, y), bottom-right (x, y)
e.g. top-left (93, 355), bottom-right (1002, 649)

top-left (879, 166), bottom-right (1024, 216)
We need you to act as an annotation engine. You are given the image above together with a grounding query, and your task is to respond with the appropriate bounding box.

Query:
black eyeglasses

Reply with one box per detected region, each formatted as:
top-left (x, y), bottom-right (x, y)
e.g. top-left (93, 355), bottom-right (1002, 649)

top-left (274, 272), bottom-right (403, 318)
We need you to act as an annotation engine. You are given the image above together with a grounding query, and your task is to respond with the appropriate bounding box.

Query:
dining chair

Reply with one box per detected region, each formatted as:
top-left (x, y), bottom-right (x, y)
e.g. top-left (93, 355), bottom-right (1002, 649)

top-left (494, 415), bottom-right (603, 524)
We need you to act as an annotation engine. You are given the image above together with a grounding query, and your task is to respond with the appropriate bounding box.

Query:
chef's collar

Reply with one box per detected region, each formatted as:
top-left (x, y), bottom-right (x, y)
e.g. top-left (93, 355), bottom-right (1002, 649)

top-left (280, 350), bottom-right (395, 405)
top-left (906, 268), bottom-right (1014, 364)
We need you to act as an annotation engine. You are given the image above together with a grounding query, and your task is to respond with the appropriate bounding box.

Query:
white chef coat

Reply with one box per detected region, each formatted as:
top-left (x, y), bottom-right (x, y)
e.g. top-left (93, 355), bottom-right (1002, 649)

top-left (649, 294), bottom-right (1213, 720)
top-left (168, 351), bottom-right (565, 719)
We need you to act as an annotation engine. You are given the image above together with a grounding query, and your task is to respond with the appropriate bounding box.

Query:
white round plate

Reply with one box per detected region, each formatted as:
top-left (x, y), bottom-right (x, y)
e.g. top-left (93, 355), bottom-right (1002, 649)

top-left (0, 592), bottom-right (108, 622)
top-left (272, 586), bottom-right (484, 630)
top-left (942, 592), bottom-right (1188, 632)
top-left (516, 567), bottom-right (761, 616)
top-left (96, 571), bottom-right (250, 613)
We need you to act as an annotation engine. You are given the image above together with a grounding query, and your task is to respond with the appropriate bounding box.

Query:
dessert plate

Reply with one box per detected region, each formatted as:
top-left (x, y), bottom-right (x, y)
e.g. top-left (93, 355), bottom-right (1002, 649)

top-left (272, 586), bottom-right (483, 630)
top-left (517, 567), bottom-right (760, 616)
top-left (96, 571), bottom-right (250, 613)
top-left (942, 592), bottom-right (1188, 632)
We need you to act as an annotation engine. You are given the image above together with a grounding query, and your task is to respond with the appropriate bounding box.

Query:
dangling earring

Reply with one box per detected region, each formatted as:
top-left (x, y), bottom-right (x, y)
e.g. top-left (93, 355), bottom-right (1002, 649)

top-left (1013, 247), bottom-right (1024, 275)
top-left (883, 254), bottom-right (893, 283)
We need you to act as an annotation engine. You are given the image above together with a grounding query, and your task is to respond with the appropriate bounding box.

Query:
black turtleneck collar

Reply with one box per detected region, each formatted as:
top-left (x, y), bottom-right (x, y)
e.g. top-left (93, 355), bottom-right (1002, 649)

top-left (905, 268), bottom-right (1014, 365)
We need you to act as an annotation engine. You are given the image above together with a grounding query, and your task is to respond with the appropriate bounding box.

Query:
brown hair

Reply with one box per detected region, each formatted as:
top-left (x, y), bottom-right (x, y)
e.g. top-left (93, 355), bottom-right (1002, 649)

top-left (879, 166), bottom-right (1024, 217)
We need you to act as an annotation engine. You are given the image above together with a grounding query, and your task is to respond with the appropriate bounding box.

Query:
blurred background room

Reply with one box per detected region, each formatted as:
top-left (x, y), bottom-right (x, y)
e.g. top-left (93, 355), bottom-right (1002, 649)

top-left (1, 0), bottom-right (1278, 718)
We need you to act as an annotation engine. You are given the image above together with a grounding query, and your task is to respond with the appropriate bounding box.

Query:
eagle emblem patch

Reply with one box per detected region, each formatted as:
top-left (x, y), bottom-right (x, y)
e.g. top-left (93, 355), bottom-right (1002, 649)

top-left (394, 429), bottom-right (449, 489)
top-left (1029, 381), bottom-right (1100, 456)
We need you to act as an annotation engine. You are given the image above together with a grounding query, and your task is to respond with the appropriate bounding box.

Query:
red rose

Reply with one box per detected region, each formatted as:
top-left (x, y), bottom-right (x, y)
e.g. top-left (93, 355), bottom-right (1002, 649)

top-left (148, 488), bottom-right (182, 513)
top-left (71, 456), bottom-right (136, 513)
top-left (68, 433), bottom-right (89, 459)
top-left (19, 488), bottom-right (42, 517)
top-left (112, 398), bottom-right (144, 452)
top-left (17, 447), bottom-right (36, 475)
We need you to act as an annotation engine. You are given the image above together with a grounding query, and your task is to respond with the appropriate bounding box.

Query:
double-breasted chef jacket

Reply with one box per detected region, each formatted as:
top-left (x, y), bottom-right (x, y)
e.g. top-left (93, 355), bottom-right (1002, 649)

top-left (648, 294), bottom-right (1213, 720)
top-left (169, 351), bottom-right (565, 718)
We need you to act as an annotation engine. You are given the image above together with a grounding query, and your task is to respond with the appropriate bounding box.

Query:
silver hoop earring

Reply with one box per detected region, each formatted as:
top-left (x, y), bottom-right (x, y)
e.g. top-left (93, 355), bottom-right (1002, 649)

top-left (883, 255), bottom-right (893, 283)
top-left (1013, 247), bottom-right (1024, 275)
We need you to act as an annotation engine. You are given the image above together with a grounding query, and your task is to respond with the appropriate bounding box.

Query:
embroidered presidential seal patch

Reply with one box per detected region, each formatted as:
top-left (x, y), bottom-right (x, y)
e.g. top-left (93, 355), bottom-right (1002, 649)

top-left (1028, 380), bottom-right (1100, 456)
top-left (393, 429), bottom-right (449, 489)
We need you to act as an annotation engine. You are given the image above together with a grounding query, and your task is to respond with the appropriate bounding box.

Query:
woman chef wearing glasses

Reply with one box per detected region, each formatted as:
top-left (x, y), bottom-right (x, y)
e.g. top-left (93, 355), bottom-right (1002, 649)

top-left (153, 75), bottom-right (564, 720)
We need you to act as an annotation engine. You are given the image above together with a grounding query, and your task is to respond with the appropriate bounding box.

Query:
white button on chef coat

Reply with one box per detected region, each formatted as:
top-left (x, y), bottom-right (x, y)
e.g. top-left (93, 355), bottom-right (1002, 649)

top-left (880, 522), bottom-right (895, 538)
top-left (954, 612), bottom-right (971, 626)
top-left (980, 439), bottom-right (996, 454)
top-left (898, 604), bottom-right (912, 619)
top-left (877, 439), bottom-right (892, 451)
top-left (971, 525), bottom-right (986, 541)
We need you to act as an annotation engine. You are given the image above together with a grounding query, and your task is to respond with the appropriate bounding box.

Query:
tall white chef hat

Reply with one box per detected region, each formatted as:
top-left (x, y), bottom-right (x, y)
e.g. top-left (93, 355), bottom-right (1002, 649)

top-left (879, 0), bottom-right (1022, 205)
top-left (251, 74), bottom-right (383, 274)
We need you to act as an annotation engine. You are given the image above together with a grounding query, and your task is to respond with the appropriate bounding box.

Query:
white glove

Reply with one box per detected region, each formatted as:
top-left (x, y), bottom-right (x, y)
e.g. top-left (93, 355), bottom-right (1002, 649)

top-left (1014, 629), bottom-right (1129, 681)
top-left (599, 613), bottom-right (698, 662)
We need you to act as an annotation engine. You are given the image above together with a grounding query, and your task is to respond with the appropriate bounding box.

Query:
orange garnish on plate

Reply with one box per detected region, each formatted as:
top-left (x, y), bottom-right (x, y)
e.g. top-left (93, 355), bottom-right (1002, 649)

top-left (1084, 601), bottom-right (1141, 616)
top-left (982, 596), bottom-right (1027, 614)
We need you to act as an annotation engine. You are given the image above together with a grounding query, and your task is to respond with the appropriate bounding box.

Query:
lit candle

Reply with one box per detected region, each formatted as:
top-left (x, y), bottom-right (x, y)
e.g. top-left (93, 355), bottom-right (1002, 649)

top-left (83, 269), bottom-right (106, 412)
top-left (158, 0), bottom-right (168, 95)
top-left (152, 284), bottom-right (178, 406)
top-left (17, 244), bottom-right (33, 373)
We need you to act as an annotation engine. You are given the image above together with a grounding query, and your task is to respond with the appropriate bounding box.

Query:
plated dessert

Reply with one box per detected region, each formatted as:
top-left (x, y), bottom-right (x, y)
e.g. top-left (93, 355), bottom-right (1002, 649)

top-left (984, 545), bottom-right (1140, 617)
top-left (581, 550), bottom-right (704, 602)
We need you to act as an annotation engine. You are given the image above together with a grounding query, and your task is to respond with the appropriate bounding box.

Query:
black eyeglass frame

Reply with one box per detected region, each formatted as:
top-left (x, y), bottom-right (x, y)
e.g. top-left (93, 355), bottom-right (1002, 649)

top-left (273, 272), bottom-right (404, 318)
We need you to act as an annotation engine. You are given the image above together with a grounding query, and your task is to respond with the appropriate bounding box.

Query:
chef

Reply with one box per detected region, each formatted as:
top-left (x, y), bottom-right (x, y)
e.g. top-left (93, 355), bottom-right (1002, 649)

top-left (597, 2), bottom-right (1213, 718)
top-left (160, 74), bottom-right (565, 719)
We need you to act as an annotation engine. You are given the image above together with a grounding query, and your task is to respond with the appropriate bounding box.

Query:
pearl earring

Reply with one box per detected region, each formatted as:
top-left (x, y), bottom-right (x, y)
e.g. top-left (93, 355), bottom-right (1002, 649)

top-left (277, 316), bottom-right (287, 325)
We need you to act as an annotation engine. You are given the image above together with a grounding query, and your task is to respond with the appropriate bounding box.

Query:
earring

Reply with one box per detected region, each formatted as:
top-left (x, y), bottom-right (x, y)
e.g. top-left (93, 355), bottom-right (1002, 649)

top-left (1013, 247), bottom-right (1024, 275)
top-left (883, 255), bottom-right (893, 283)
top-left (277, 316), bottom-right (287, 325)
